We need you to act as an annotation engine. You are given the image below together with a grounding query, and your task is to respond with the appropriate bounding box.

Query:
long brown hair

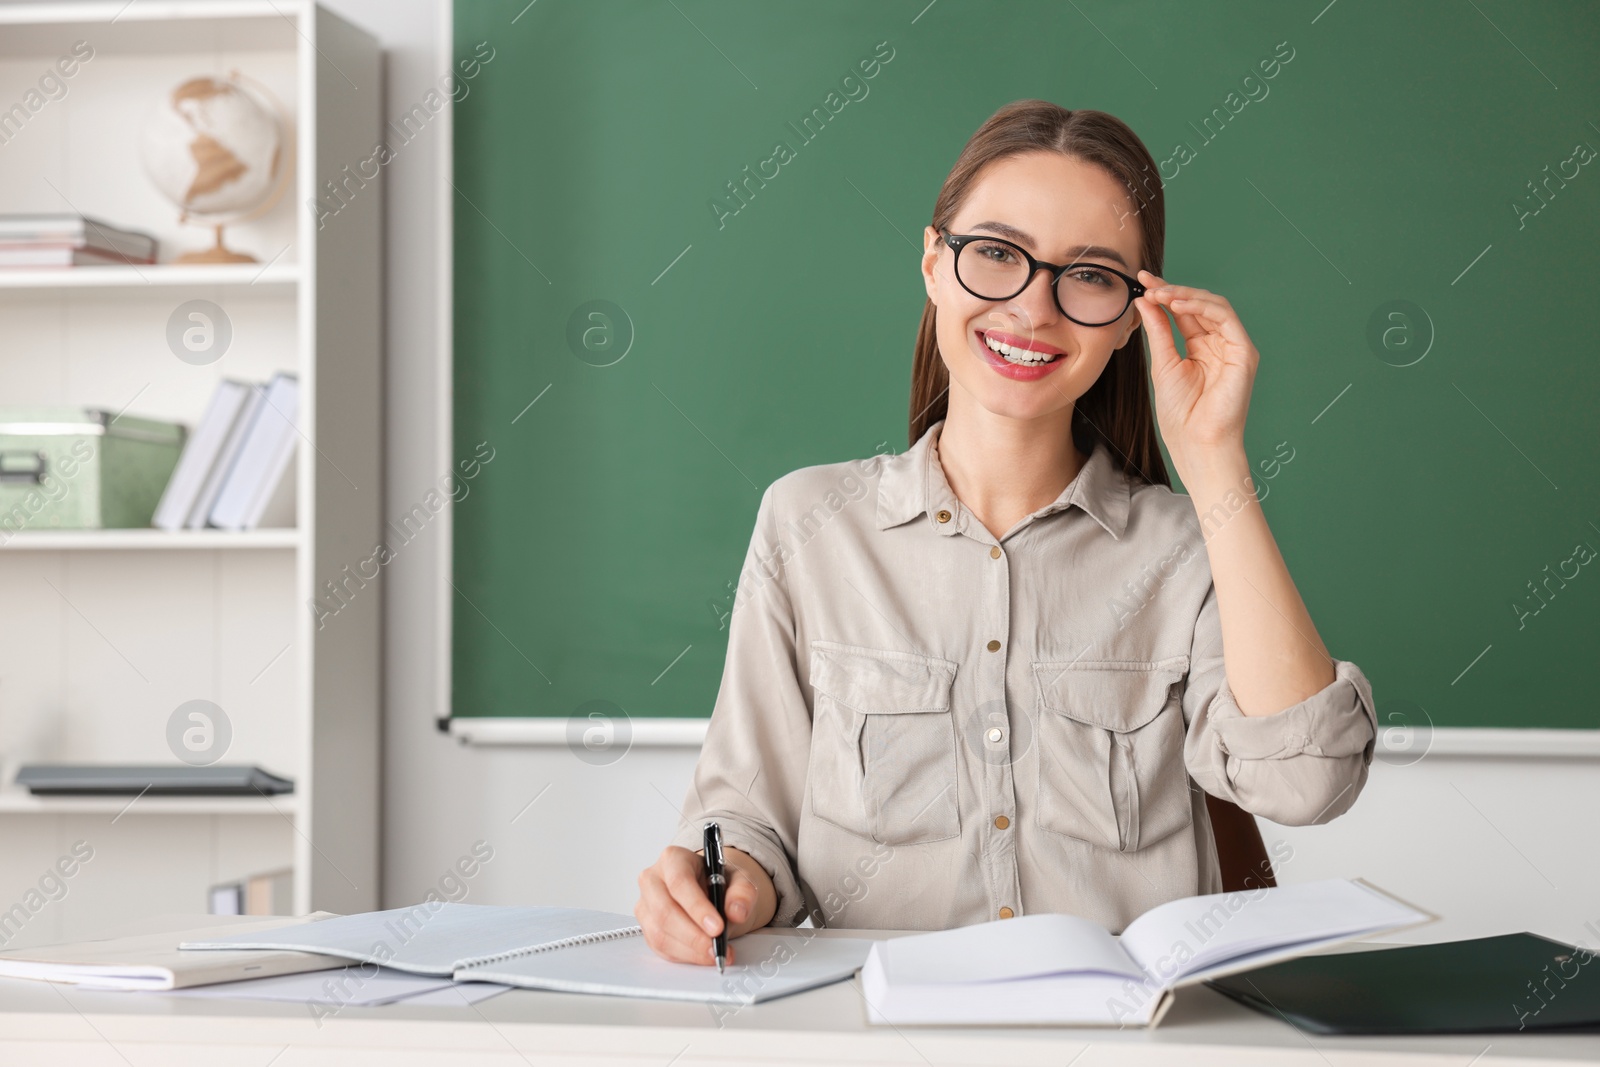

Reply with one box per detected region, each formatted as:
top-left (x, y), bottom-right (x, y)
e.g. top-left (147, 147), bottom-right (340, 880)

top-left (909, 100), bottom-right (1170, 489)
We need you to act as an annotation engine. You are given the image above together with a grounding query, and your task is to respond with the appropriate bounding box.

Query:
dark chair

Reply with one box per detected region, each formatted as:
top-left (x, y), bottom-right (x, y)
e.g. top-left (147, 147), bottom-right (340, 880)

top-left (1205, 793), bottom-right (1276, 892)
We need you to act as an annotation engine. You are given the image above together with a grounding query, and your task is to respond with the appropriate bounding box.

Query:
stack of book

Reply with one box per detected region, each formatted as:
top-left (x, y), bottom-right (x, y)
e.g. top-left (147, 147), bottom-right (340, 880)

top-left (0, 212), bottom-right (157, 268)
top-left (152, 373), bottom-right (299, 531)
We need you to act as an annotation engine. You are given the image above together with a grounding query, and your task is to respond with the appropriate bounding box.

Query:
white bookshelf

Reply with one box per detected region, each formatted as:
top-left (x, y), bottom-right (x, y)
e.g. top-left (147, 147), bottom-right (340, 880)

top-left (0, 0), bottom-right (380, 938)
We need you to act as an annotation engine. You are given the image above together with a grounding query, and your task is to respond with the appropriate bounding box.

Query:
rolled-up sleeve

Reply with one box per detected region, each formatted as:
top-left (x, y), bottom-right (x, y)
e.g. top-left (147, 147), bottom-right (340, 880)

top-left (1182, 580), bottom-right (1378, 826)
top-left (670, 482), bottom-right (813, 927)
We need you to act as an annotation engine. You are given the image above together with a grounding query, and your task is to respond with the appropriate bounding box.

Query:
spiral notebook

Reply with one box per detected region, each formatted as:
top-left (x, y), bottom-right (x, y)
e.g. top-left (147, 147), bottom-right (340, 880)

top-left (179, 903), bottom-right (874, 1005)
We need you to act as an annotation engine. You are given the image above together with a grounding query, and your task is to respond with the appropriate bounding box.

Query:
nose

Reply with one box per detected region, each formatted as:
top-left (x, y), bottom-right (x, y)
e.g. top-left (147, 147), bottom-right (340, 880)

top-left (1006, 265), bottom-right (1061, 327)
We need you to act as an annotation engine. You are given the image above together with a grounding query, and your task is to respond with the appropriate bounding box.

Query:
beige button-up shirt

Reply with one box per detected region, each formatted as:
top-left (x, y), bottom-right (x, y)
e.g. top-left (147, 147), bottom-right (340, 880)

top-left (673, 418), bottom-right (1376, 933)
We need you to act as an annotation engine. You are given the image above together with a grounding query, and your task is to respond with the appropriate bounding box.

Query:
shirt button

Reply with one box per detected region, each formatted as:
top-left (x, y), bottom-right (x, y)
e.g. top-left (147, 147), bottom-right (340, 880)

top-left (994, 815), bottom-right (1010, 830)
top-left (986, 727), bottom-right (1004, 743)
top-left (936, 509), bottom-right (952, 523)
top-left (986, 639), bottom-right (1001, 652)
top-left (998, 907), bottom-right (1015, 919)
top-left (989, 546), bottom-right (1001, 559)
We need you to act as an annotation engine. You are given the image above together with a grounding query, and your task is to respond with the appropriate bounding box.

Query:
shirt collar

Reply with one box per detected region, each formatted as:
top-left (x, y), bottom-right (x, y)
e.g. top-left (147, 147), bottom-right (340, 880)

top-left (876, 418), bottom-right (1131, 540)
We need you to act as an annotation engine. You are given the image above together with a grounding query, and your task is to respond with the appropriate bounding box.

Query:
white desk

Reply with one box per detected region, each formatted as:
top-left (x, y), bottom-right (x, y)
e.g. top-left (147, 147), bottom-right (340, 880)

top-left (2, 921), bottom-right (1597, 1066)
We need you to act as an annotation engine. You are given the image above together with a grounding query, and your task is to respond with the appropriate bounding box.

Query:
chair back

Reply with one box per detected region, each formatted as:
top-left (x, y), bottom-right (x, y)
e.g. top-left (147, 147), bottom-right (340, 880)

top-left (1204, 793), bottom-right (1276, 891)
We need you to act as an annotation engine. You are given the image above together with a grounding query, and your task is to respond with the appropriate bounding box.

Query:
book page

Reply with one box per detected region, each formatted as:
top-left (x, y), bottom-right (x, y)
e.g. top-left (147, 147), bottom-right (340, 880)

top-left (1118, 879), bottom-right (1430, 985)
top-left (861, 941), bottom-right (1167, 1027)
top-left (878, 913), bottom-right (1142, 985)
top-left (180, 903), bottom-right (641, 976)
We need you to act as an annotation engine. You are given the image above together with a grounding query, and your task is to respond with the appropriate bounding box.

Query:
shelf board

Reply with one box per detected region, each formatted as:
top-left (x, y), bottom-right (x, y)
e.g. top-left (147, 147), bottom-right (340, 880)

top-left (0, 790), bottom-right (298, 816)
top-left (0, 263), bottom-right (299, 295)
top-left (0, 529), bottom-right (300, 551)
top-left (0, 4), bottom-right (300, 56)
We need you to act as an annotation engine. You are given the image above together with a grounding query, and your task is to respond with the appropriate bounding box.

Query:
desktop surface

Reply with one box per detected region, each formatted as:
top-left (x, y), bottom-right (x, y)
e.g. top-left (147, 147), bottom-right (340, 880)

top-left (1, 920), bottom-right (1596, 1065)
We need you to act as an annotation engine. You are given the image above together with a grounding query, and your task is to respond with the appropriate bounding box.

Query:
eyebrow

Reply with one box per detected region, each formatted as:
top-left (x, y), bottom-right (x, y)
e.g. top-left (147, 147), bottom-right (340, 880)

top-left (966, 220), bottom-right (1131, 269)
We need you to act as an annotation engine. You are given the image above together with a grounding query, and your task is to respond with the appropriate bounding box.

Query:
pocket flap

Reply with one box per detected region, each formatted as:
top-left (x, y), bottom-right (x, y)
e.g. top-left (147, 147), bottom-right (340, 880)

top-left (810, 641), bottom-right (957, 715)
top-left (1033, 655), bottom-right (1190, 732)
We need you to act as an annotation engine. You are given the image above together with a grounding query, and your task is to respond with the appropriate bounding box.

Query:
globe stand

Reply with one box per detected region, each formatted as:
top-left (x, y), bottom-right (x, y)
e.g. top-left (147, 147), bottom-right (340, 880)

top-left (173, 223), bottom-right (256, 265)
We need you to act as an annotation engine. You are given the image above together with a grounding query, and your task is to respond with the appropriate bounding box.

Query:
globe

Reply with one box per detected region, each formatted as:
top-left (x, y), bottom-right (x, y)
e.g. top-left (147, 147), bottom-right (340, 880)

top-left (139, 72), bottom-right (288, 264)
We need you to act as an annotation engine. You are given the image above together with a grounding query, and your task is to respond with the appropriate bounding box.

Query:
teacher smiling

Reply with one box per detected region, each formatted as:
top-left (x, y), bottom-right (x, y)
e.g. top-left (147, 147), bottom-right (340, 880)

top-left (636, 100), bottom-right (1377, 966)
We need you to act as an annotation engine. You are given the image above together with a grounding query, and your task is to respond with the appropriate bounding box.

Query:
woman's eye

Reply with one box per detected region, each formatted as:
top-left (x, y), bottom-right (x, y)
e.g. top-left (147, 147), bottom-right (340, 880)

top-left (977, 244), bottom-right (1016, 263)
top-left (1068, 268), bottom-right (1113, 287)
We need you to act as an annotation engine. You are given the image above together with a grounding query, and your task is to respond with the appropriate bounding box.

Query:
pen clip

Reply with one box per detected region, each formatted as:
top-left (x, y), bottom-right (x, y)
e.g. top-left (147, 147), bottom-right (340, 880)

top-left (702, 820), bottom-right (724, 867)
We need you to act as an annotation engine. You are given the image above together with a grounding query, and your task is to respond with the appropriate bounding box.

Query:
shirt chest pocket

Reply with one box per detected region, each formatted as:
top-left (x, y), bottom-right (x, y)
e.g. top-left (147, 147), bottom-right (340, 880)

top-left (807, 641), bottom-right (961, 846)
top-left (1032, 655), bottom-right (1192, 853)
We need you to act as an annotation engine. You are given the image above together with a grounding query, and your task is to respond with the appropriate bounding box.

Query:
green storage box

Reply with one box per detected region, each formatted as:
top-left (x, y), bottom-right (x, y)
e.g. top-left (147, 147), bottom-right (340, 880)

top-left (0, 408), bottom-right (186, 530)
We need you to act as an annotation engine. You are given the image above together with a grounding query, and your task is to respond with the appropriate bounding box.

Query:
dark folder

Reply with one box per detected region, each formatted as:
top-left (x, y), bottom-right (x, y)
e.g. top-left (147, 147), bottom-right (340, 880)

top-left (1207, 933), bottom-right (1600, 1034)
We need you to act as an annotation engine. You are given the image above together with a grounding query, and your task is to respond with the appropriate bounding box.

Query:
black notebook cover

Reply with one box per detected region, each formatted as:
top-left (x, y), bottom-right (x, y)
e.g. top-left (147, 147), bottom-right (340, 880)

top-left (1207, 933), bottom-right (1600, 1034)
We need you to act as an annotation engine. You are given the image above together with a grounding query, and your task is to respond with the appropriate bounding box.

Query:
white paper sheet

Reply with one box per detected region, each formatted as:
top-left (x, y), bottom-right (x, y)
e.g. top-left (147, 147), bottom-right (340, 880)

top-left (1118, 879), bottom-right (1431, 982)
top-left (400, 981), bottom-right (512, 1007)
top-left (168, 965), bottom-right (458, 1006)
top-left (876, 913), bottom-right (1141, 985)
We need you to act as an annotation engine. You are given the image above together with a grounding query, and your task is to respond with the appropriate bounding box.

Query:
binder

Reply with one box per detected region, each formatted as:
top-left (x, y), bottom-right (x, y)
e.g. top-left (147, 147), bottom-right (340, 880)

top-left (207, 373), bottom-right (298, 530)
top-left (153, 379), bottom-right (250, 530)
top-left (1207, 932), bottom-right (1600, 1034)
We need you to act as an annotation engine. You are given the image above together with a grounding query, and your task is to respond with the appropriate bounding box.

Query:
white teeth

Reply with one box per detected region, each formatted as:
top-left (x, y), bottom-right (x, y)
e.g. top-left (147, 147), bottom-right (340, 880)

top-left (984, 333), bottom-right (1059, 365)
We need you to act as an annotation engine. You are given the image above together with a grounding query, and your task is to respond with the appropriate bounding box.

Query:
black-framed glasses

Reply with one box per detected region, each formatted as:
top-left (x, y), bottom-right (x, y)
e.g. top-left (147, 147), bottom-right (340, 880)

top-left (941, 229), bottom-right (1145, 327)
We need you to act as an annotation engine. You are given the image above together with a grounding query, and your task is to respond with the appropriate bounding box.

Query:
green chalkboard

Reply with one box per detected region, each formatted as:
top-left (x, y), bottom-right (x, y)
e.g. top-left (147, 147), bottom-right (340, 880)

top-left (451, 0), bottom-right (1600, 731)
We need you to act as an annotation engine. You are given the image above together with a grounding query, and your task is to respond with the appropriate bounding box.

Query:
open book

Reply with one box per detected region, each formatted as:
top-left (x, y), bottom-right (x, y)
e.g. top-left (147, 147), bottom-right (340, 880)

top-left (861, 879), bottom-right (1434, 1027)
top-left (181, 903), bottom-right (875, 1005)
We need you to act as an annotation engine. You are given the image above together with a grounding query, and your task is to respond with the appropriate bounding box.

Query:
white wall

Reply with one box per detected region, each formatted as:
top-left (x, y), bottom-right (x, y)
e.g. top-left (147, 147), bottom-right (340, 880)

top-left (322, 0), bottom-right (1600, 948)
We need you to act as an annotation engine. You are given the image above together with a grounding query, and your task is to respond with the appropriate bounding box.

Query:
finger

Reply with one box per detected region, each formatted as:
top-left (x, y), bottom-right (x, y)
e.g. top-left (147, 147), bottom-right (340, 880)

top-left (662, 857), bottom-right (724, 937)
top-left (1140, 280), bottom-right (1238, 338)
top-left (1140, 284), bottom-right (1215, 323)
top-left (1135, 295), bottom-right (1181, 377)
top-left (641, 883), bottom-right (723, 961)
top-left (1137, 270), bottom-right (1224, 305)
top-left (1163, 300), bottom-right (1208, 348)
top-left (640, 867), bottom-right (722, 949)
top-left (649, 923), bottom-right (718, 966)
top-left (723, 866), bottom-right (762, 932)
top-left (1148, 291), bottom-right (1228, 324)
top-left (1140, 278), bottom-right (1242, 349)
top-left (1136, 279), bottom-right (1206, 341)
top-left (1145, 283), bottom-right (1223, 305)
top-left (649, 901), bottom-right (739, 967)
top-left (1166, 297), bottom-right (1253, 350)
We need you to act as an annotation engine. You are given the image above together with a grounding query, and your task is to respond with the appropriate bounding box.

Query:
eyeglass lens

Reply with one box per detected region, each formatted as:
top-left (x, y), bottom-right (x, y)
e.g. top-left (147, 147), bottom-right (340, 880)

top-left (955, 238), bottom-right (1130, 326)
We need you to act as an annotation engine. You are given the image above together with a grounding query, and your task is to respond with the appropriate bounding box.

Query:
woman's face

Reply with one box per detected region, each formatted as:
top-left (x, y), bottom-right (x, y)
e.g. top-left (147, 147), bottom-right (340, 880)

top-left (921, 151), bottom-right (1146, 426)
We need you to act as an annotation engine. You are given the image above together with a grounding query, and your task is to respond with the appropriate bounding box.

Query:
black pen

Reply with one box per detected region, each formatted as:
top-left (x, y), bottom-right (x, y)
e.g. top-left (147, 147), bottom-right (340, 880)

top-left (702, 821), bottom-right (728, 973)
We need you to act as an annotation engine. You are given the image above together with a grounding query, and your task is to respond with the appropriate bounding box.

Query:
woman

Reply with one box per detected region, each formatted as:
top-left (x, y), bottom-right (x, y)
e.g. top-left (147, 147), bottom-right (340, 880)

top-left (636, 100), bottom-right (1377, 966)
